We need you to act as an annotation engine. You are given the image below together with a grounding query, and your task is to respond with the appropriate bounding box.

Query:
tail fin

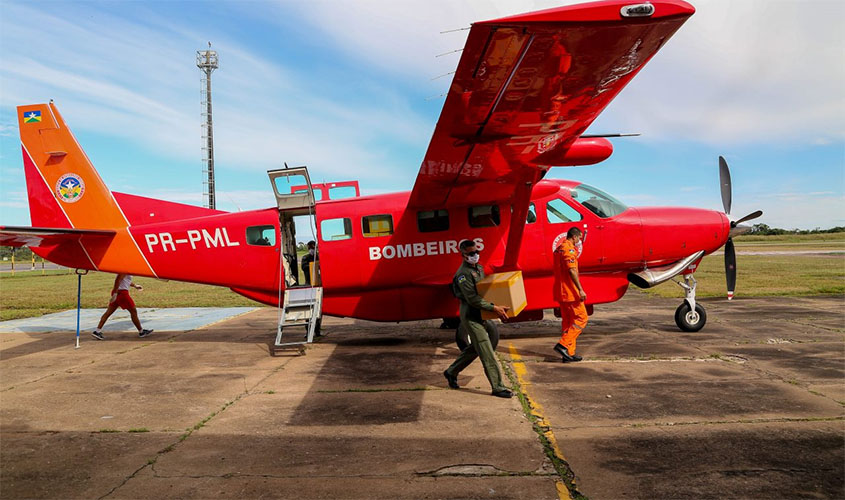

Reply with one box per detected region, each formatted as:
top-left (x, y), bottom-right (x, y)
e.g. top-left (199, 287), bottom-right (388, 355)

top-left (17, 102), bottom-right (155, 275)
top-left (18, 102), bottom-right (127, 230)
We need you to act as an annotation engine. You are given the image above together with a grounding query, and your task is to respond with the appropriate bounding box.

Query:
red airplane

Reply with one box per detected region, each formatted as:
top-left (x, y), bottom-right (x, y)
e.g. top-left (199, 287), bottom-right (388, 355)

top-left (1, 0), bottom-right (761, 348)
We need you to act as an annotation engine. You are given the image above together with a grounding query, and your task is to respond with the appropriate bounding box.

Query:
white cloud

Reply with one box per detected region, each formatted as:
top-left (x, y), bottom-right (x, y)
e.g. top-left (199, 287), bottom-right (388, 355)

top-left (592, 0), bottom-right (845, 145)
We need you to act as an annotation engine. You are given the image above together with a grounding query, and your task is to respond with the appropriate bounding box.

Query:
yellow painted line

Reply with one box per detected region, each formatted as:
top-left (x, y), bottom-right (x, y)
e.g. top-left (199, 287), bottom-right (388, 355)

top-left (508, 343), bottom-right (572, 500)
top-left (555, 481), bottom-right (572, 500)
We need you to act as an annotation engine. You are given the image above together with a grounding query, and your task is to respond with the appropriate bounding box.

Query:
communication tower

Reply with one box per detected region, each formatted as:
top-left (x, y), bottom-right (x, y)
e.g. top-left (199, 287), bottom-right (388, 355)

top-left (197, 42), bottom-right (218, 209)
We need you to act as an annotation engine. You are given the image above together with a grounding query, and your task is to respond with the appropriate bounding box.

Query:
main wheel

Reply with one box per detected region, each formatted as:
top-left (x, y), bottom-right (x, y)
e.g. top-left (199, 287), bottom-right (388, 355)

top-left (455, 321), bottom-right (499, 351)
top-left (440, 317), bottom-right (460, 330)
top-left (674, 302), bottom-right (707, 332)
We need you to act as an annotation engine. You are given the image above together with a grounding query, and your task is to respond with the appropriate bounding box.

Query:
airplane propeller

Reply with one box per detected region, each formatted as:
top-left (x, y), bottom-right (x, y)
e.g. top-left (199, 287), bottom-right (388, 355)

top-left (718, 156), bottom-right (763, 300)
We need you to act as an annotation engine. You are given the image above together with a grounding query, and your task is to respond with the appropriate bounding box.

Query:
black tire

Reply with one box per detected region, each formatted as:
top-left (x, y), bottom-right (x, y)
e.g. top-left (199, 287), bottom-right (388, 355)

top-left (455, 320), bottom-right (500, 351)
top-left (674, 302), bottom-right (707, 332)
top-left (440, 317), bottom-right (460, 330)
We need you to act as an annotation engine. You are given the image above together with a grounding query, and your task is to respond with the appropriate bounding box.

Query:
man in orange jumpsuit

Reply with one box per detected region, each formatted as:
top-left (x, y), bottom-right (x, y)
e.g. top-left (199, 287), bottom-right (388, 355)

top-left (553, 227), bottom-right (587, 363)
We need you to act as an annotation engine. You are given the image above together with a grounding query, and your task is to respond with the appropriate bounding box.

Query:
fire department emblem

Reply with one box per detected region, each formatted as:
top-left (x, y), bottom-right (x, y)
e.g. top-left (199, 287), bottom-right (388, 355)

top-left (56, 173), bottom-right (85, 203)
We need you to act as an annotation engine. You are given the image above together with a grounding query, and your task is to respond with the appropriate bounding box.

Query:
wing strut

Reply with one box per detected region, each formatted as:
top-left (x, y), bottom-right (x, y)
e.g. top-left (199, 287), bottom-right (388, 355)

top-left (498, 168), bottom-right (543, 272)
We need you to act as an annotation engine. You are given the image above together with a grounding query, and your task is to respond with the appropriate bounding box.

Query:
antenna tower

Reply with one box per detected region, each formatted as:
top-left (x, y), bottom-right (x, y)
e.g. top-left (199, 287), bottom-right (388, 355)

top-left (197, 42), bottom-right (218, 209)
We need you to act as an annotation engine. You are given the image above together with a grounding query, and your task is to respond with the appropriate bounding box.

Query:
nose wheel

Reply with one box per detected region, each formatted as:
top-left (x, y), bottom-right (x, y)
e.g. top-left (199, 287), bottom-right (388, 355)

top-left (673, 273), bottom-right (707, 332)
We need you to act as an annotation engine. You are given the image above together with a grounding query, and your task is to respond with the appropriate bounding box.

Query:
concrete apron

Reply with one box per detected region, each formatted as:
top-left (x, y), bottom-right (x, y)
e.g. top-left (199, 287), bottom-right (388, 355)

top-left (1, 292), bottom-right (843, 499)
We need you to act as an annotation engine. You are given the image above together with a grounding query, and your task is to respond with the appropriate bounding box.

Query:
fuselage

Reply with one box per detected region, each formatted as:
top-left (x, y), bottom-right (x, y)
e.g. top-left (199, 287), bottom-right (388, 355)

top-left (88, 179), bottom-right (729, 322)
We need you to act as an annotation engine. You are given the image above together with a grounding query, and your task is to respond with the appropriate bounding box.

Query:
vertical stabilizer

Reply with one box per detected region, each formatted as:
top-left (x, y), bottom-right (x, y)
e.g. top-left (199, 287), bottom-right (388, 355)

top-left (17, 102), bottom-right (155, 275)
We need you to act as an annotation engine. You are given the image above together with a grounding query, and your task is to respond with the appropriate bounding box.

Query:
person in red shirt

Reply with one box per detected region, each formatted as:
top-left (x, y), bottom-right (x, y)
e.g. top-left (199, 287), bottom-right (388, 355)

top-left (553, 227), bottom-right (588, 362)
top-left (91, 274), bottom-right (152, 340)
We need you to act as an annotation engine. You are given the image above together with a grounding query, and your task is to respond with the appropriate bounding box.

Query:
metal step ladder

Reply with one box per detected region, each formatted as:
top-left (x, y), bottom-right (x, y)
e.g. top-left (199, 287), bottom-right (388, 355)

top-left (275, 287), bottom-right (323, 347)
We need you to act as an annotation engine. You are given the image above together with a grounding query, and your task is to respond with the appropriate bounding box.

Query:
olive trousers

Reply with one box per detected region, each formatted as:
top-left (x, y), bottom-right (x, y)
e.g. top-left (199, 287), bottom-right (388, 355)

top-left (445, 319), bottom-right (506, 392)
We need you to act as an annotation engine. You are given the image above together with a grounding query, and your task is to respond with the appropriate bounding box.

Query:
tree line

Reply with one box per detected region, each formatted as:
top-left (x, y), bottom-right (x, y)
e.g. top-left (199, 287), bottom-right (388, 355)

top-left (750, 224), bottom-right (845, 235)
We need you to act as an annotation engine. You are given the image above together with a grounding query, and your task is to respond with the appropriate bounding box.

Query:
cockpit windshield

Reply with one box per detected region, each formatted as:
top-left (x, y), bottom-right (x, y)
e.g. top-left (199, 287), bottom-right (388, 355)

top-left (568, 183), bottom-right (627, 218)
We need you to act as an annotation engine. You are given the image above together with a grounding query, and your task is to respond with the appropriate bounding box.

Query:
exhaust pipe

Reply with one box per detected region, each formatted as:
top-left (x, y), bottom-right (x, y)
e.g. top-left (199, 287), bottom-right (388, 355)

top-left (628, 250), bottom-right (705, 289)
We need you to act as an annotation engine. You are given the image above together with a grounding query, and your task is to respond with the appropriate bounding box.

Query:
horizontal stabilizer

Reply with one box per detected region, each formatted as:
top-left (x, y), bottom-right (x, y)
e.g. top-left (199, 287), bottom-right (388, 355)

top-left (0, 226), bottom-right (115, 248)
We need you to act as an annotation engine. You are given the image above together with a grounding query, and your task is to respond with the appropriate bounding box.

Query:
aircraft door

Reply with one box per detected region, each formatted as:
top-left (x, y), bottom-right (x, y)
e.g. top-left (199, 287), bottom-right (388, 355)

top-left (268, 167), bottom-right (315, 211)
top-left (267, 166), bottom-right (321, 288)
top-left (542, 197), bottom-right (603, 269)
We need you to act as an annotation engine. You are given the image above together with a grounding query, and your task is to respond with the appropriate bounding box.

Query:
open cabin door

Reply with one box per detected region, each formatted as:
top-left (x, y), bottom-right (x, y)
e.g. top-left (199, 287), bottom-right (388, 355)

top-left (267, 167), bottom-right (322, 348)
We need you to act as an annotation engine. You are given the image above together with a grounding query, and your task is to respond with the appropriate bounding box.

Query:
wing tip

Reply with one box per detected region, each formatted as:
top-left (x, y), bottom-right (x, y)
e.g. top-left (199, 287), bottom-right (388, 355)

top-left (478, 0), bottom-right (695, 25)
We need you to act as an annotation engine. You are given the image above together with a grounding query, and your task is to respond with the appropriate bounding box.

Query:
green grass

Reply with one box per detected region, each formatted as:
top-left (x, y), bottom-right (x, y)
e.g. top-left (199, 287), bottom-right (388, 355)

top-left (734, 232), bottom-right (845, 244)
top-left (642, 253), bottom-right (845, 298)
top-left (0, 271), bottom-right (254, 321)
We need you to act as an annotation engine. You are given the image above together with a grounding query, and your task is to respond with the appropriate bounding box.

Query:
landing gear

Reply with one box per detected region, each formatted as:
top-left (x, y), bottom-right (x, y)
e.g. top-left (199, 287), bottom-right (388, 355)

top-left (455, 321), bottom-right (499, 351)
top-left (674, 273), bottom-right (707, 332)
top-left (675, 302), bottom-right (706, 332)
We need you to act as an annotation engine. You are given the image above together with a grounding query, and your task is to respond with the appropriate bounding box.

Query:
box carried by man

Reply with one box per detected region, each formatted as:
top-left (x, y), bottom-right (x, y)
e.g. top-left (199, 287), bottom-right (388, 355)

top-left (477, 271), bottom-right (527, 320)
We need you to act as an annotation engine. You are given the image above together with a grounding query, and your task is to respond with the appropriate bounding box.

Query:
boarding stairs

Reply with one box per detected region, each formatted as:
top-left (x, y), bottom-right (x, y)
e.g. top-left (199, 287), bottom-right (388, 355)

top-left (275, 286), bottom-right (322, 347)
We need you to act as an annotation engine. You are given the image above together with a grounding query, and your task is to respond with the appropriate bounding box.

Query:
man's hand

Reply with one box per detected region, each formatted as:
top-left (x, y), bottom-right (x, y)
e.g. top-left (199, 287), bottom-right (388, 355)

top-left (109, 293), bottom-right (117, 304)
top-left (134, 284), bottom-right (143, 291)
top-left (579, 290), bottom-right (587, 302)
top-left (493, 305), bottom-right (510, 321)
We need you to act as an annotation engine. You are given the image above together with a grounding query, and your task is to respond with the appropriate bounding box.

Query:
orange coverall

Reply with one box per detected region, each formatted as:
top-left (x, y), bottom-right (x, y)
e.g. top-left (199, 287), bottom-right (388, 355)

top-left (553, 239), bottom-right (588, 356)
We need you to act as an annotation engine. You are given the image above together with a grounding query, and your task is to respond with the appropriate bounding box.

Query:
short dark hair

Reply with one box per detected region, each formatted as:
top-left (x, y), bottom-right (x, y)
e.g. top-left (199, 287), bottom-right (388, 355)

top-left (459, 239), bottom-right (476, 252)
top-left (566, 227), bottom-right (582, 239)
top-left (307, 240), bottom-right (316, 248)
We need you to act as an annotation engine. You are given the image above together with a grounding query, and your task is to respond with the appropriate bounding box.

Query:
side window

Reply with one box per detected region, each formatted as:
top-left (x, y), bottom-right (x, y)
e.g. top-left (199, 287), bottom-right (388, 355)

top-left (246, 225), bottom-right (276, 246)
top-left (362, 214), bottom-right (394, 237)
top-left (320, 217), bottom-right (352, 241)
top-left (417, 209), bottom-right (449, 232)
top-left (469, 205), bottom-right (500, 227)
top-left (546, 199), bottom-right (583, 224)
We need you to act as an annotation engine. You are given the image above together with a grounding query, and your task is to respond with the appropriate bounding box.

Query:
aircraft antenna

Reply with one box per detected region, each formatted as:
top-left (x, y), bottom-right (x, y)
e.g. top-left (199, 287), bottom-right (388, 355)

top-left (197, 42), bottom-right (219, 209)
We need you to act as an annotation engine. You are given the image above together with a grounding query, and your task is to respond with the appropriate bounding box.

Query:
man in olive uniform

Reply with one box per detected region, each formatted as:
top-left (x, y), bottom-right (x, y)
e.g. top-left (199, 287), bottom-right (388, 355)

top-left (443, 239), bottom-right (513, 398)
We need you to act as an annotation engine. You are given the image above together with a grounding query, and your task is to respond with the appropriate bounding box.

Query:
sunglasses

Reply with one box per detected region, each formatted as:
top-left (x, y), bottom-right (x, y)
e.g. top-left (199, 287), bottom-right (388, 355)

top-left (464, 250), bottom-right (480, 256)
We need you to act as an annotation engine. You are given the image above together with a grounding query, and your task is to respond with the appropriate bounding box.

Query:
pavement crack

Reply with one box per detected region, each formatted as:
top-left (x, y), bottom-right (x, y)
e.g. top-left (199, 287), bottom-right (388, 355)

top-left (416, 463), bottom-right (553, 477)
top-left (99, 356), bottom-right (297, 498)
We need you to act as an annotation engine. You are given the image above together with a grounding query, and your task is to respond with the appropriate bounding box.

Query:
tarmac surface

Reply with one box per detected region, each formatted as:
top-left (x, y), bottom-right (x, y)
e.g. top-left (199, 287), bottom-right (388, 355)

top-left (1, 291), bottom-right (843, 499)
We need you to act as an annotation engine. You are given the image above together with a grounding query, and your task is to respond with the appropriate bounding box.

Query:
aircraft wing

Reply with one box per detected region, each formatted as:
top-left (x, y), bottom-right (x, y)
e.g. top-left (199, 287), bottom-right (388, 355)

top-left (0, 226), bottom-right (116, 248)
top-left (408, 0), bottom-right (694, 209)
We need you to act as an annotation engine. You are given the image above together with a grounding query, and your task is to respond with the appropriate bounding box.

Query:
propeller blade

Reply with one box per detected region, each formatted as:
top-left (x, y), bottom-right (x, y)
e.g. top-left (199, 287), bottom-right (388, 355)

top-left (734, 209), bottom-right (763, 226)
top-left (725, 237), bottom-right (736, 300)
top-left (719, 156), bottom-right (732, 215)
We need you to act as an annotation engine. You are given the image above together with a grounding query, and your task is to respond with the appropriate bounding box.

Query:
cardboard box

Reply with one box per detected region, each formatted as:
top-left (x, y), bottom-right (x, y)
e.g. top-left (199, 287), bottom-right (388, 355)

top-left (477, 270), bottom-right (527, 320)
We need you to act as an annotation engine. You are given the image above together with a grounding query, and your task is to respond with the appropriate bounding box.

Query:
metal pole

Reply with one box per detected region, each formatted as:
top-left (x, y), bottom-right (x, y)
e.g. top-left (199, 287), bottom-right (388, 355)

top-left (76, 272), bottom-right (81, 349)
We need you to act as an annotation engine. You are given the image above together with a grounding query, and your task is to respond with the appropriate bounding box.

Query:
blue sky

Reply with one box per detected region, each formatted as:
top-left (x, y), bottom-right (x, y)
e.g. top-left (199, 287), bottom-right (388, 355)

top-left (1, 0), bottom-right (843, 230)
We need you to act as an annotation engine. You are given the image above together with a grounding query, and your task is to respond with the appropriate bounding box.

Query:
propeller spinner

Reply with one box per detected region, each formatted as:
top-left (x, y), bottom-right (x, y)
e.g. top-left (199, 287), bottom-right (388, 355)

top-left (718, 156), bottom-right (763, 300)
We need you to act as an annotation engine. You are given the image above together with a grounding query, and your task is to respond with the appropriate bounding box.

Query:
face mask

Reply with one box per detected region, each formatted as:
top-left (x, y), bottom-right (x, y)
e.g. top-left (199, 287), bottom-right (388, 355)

top-left (465, 254), bottom-right (480, 265)
top-left (309, 249), bottom-right (315, 256)
top-left (575, 240), bottom-right (583, 257)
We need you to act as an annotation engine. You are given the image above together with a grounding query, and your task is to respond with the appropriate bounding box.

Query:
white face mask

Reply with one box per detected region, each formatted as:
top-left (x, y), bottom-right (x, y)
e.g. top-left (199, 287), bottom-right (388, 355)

top-left (465, 253), bottom-right (480, 265)
top-left (309, 249), bottom-right (315, 256)
top-left (575, 240), bottom-right (583, 257)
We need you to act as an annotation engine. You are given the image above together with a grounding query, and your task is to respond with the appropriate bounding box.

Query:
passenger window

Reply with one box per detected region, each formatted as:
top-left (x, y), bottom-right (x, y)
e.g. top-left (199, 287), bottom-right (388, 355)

top-left (362, 214), bottom-right (394, 237)
top-left (320, 217), bottom-right (352, 241)
top-left (246, 225), bottom-right (276, 246)
top-left (417, 209), bottom-right (449, 232)
top-left (469, 205), bottom-right (500, 227)
top-left (329, 186), bottom-right (357, 200)
top-left (547, 199), bottom-right (583, 223)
